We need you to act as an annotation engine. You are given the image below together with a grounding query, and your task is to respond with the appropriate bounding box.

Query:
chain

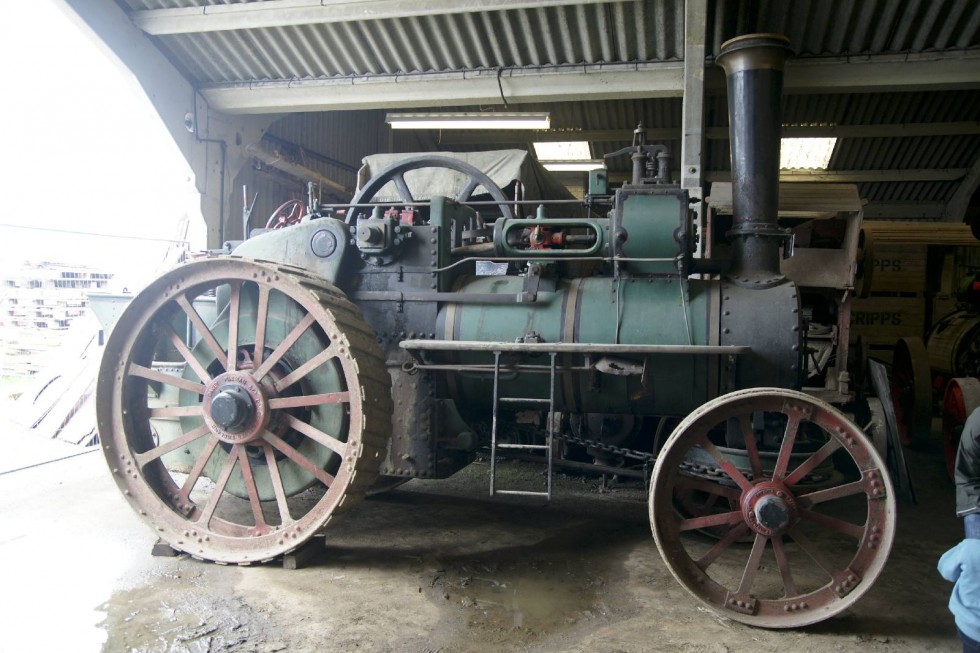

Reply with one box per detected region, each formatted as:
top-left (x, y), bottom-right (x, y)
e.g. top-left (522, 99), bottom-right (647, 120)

top-left (554, 432), bottom-right (656, 463)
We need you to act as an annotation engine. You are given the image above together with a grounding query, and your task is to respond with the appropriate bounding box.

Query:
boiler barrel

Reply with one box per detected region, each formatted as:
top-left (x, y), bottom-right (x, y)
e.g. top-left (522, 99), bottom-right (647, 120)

top-left (436, 275), bottom-right (719, 416)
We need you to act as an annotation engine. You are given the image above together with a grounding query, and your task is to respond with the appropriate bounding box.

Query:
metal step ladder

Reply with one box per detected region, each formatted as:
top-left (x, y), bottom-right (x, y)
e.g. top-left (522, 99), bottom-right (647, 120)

top-left (489, 350), bottom-right (557, 500)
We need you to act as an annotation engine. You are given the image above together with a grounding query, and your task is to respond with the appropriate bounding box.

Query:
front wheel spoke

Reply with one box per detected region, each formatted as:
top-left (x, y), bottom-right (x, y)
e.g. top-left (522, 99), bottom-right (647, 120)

top-left (695, 437), bottom-right (753, 492)
top-left (674, 474), bottom-right (742, 502)
top-left (678, 509), bottom-right (743, 532)
top-left (129, 363), bottom-right (206, 395)
top-left (225, 280), bottom-right (242, 371)
top-left (799, 508), bottom-right (865, 540)
top-left (788, 526), bottom-right (835, 577)
top-left (236, 446), bottom-right (267, 530)
top-left (178, 436), bottom-right (220, 504)
top-left (771, 535), bottom-right (799, 597)
top-left (264, 430), bottom-right (336, 487)
top-left (149, 405), bottom-right (204, 418)
top-left (272, 346), bottom-right (338, 393)
top-left (268, 391), bottom-right (350, 410)
top-left (797, 479), bottom-right (867, 508)
top-left (736, 533), bottom-right (769, 595)
top-left (784, 439), bottom-right (842, 487)
top-left (696, 523), bottom-right (751, 570)
top-left (175, 294), bottom-right (227, 373)
top-left (253, 313), bottom-right (316, 382)
top-left (738, 414), bottom-right (764, 480)
top-left (283, 414), bottom-right (346, 456)
top-left (196, 446), bottom-right (239, 526)
top-left (263, 444), bottom-right (294, 525)
top-left (772, 411), bottom-right (803, 480)
top-left (135, 423), bottom-right (211, 468)
top-left (166, 325), bottom-right (213, 384)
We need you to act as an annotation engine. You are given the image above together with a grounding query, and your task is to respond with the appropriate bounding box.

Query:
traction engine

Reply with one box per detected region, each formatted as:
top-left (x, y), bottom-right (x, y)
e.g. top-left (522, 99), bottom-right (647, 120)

top-left (96, 34), bottom-right (895, 628)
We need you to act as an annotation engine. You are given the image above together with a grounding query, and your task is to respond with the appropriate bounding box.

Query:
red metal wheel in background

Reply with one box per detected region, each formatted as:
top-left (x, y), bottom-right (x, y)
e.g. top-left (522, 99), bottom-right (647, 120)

top-left (890, 337), bottom-right (932, 447)
top-left (942, 377), bottom-right (980, 482)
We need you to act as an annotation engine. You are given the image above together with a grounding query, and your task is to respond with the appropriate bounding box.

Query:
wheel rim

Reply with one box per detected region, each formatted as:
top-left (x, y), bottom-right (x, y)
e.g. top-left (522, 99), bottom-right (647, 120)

top-left (890, 336), bottom-right (932, 447)
top-left (943, 377), bottom-right (980, 482)
top-left (96, 259), bottom-right (391, 564)
top-left (650, 388), bottom-right (895, 628)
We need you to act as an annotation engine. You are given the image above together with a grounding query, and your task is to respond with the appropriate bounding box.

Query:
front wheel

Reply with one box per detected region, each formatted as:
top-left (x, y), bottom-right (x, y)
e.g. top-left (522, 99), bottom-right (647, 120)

top-left (650, 388), bottom-right (895, 628)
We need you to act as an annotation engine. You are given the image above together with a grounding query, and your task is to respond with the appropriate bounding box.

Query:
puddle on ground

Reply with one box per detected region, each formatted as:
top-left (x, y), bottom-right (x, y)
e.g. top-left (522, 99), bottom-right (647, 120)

top-left (98, 566), bottom-right (285, 653)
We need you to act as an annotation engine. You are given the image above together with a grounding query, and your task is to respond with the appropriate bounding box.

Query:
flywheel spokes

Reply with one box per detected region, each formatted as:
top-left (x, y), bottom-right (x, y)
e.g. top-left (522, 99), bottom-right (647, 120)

top-left (96, 258), bottom-right (391, 564)
top-left (650, 388), bottom-right (895, 627)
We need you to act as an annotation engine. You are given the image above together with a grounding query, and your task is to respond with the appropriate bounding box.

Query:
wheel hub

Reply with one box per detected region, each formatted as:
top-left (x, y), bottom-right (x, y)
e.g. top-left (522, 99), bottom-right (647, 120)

top-left (741, 482), bottom-right (798, 536)
top-left (202, 372), bottom-right (270, 445)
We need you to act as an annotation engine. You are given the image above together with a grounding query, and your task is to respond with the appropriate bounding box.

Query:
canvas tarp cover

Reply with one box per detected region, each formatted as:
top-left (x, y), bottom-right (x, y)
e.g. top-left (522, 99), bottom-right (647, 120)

top-left (357, 150), bottom-right (574, 204)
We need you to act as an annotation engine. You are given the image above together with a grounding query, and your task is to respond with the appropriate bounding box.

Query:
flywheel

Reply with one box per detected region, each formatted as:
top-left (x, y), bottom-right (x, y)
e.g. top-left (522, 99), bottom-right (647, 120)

top-left (650, 388), bottom-right (895, 628)
top-left (96, 258), bottom-right (392, 564)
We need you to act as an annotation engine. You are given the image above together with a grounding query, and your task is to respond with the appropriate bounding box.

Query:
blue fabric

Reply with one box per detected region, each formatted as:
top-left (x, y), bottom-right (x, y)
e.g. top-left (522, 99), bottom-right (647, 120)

top-left (940, 540), bottom-right (980, 645)
top-left (967, 514), bottom-right (980, 540)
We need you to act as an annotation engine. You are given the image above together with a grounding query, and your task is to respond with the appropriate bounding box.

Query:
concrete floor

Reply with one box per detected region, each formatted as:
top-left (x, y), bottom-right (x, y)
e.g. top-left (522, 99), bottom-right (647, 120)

top-left (0, 423), bottom-right (964, 653)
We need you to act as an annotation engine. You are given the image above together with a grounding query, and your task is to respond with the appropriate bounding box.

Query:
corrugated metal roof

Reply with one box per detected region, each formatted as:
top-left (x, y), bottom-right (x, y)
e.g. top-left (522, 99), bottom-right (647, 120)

top-left (113, 0), bottom-right (980, 215)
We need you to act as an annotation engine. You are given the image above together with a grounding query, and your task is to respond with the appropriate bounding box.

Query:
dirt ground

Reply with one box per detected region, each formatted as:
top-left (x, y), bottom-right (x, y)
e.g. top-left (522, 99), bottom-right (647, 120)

top-left (0, 423), bottom-right (964, 653)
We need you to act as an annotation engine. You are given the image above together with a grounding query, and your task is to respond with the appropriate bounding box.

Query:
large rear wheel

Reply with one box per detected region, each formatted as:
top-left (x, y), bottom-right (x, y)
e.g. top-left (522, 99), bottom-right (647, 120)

top-left (96, 258), bottom-right (391, 564)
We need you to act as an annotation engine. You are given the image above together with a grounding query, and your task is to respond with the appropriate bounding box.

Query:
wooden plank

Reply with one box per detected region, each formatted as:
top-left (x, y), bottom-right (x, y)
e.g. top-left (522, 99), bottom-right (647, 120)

top-left (862, 221), bottom-right (978, 246)
top-left (849, 296), bottom-right (926, 345)
top-left (871, 245), bottom-right (926, 293)
top-left (707, 182), bottom-right (863, 218)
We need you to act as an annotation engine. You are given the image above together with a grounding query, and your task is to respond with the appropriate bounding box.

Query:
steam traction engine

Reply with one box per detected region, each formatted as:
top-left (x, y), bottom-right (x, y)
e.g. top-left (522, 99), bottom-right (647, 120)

top-left (97, 34), bottom-right (895, 628)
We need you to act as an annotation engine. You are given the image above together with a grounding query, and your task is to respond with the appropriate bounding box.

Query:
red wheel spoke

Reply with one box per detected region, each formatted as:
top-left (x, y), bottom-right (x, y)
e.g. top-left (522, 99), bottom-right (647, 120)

top-left (149, 405), bottom-right (204, 418)
top-left (135, 423), bottom-right (211, 468)
top-left (252, 285), bottom-right (271, 369)
top-left (225, 280), bottom-right (242, 371)
top-left (678, 509), bottom-right (743, 532)
top-left (129, 363), bottom-right (206, 395)
top-left (236, 446), bottom-right (268, 531)
top-left (263, 444), bottom-right (294, 526)
top-left (196, 446), bottom-right (239, 527)
top-left (797, 479), bottom-right (866, 508)
top-left (787, 526), bottom-right (835, 577)
top-left (674, 474), bottom-right (742, 501)
top-left (771, 535), bottom-right (799, 597)
top-left (784, 439), bottom-right (842, 487)
top-left (772, 409), bottom-right (804, 480)
top-left (799, 509), bottom-right (865, 539)
top-left (283, 414), bottom-right (346, 456)
top-left (272, 346), bottom-right (338, 393)
top-left (175, 294), bottom-right (227, 372)
top-left (178, 436), bottom-right (220, 504)
top-left (166, 324), bottom-right (213, 384)
top-left (263, 430), bottom-right (336, 487)
top-left (736, 533), bottom-right (769, 595)
top-left (695, 436), bottom-right (754, 492)
top-left (739, 415), bottom-right (763, 480)
top-left (696, 523), bottom-right (751, 570)
top-left (253, 313), bottom-right (316, 382)
top-left (268, 391), bottom-right (350, 410)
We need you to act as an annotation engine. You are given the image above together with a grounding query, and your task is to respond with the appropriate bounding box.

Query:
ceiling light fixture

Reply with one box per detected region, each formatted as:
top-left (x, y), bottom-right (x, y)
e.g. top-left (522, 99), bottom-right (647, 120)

top-left (385, 112), bottom-right (551, 130)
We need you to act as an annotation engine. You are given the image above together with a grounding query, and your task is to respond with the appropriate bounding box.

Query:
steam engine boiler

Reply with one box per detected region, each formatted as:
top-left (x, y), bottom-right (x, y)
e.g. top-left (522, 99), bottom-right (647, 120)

top-left (97, 34), bottom-right (895, 628)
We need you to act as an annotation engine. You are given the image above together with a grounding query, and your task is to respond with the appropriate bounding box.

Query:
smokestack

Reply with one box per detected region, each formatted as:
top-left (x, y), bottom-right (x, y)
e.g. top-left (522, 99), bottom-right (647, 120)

top-left (716, 34), bottom-right (792, 287)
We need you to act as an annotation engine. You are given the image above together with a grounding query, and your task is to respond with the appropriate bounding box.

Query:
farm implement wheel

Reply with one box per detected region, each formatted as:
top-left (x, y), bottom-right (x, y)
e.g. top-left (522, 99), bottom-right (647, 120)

top-left (943, 377), bottom-right (980, 481)
top-left (891, 336), bottom-right (932, 447)
top-left (650, 388), bottom-right (895, 627)
top-left (96, 258), bottom-right (391, 564)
